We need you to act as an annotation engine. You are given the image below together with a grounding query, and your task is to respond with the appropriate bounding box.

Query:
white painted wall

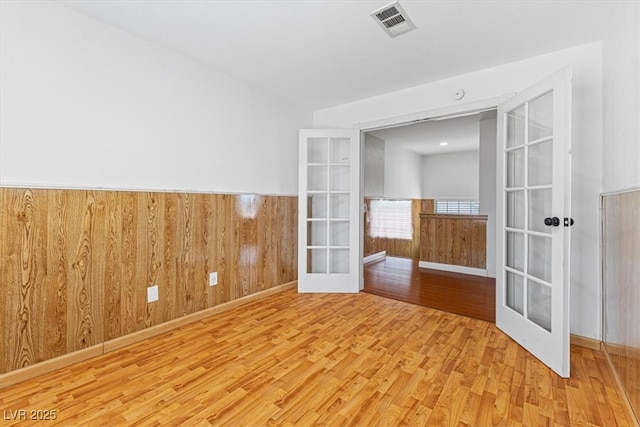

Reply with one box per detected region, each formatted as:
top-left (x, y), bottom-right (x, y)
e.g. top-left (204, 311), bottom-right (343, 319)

top-left (601, 2), bottom-right (640, 347)
top-left (383, 144), bottom-right (422, 199)
top-left (363, 134), bottom-right (384, 197)
top-left (479, 117), bottom-right (497, 278)
top-left (421, 150), bottom-right (479, 199)
top-left (602, 1), bottom-right (640, 193)
top-left (0, 1), bottom-right (311, 195)
top-left (363, 133), bottom-right (422, 199)
top-left (315, 43), bottom-right (603, 339)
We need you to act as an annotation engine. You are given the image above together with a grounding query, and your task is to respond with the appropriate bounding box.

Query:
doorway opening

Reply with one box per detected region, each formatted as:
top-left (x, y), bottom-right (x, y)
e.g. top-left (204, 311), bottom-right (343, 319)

top-left (360, 109), bottom-right (497, 322)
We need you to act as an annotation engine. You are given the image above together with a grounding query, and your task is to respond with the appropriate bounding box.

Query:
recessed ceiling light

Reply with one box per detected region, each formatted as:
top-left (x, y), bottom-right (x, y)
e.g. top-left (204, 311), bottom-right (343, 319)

top-left (440, 142), bottom-right (448, 146)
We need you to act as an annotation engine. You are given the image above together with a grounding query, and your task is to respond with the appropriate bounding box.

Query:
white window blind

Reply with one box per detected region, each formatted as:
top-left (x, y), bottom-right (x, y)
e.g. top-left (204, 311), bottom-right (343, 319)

top-left (435, 200), bottom-right (480, 215)
top-left (368, 200), bottom-right (413, 240)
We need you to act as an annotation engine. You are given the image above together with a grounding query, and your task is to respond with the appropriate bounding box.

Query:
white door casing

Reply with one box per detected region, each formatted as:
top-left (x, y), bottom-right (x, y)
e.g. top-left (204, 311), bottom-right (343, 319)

top-left (496, 68), bottom-right (572, 378)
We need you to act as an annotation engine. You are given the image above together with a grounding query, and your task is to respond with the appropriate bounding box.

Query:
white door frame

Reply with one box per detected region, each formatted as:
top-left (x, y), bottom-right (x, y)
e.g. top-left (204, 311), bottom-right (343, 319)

top-left (355, 96), bottom-right (513, 131)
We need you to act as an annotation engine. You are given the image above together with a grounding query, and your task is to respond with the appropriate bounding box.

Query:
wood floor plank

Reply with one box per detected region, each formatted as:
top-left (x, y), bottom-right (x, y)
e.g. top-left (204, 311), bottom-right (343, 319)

top-left (364, 256), bottom-right (495, 322)
top-left (0, 288), bottom-right (633, 426)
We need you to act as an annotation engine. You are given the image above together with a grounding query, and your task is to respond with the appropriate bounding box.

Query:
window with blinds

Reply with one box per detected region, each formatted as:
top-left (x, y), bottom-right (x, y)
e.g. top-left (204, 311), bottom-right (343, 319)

top-left (435, 200), bottom-right (480, 215)
top-left (368, 199), bottom-right (413, 240)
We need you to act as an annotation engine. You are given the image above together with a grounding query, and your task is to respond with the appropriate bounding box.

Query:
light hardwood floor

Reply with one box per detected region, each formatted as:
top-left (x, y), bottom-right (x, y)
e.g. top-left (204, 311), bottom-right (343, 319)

top-left (0, 289), bottom-right (632, 426)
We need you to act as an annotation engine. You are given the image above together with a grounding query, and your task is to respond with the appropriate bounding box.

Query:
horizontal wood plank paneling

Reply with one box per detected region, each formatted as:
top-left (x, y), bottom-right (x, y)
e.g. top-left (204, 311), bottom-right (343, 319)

top-left (0, 187), bottom-right (297, 375)
top-left (419, 214), bottom-right (487, 269)
top-left (364, 199), bottom-right (433, 259)
top-left (602, 190), bottom-right (640, 424)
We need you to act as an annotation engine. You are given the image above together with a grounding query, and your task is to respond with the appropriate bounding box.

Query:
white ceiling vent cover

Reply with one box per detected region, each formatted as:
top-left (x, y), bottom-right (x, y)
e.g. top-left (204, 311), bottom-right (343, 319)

top-left (371, 1), bottom-right (416, 38)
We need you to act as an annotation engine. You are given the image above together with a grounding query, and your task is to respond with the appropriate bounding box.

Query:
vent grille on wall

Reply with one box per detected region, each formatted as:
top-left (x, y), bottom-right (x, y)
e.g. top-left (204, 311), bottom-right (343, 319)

top-left (371, 1), bottom-right (416, 38)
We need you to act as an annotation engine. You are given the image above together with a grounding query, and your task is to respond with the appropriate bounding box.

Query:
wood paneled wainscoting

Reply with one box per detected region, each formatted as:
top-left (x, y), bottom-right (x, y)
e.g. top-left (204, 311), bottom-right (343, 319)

top-left (364, 198), bottom-right (433, 259)
top-left (419, 214), bottom-right (488, 276)
top-left (0, 187), bottom-right (297, 380)
top-left (602, 189), bottom-right (640, 424)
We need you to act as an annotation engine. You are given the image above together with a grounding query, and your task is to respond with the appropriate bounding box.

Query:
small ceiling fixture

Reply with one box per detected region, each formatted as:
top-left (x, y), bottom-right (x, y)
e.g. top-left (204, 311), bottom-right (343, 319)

top-left (440, 142), bottom-right (448, 146)
top-left (370, 1), bottom-right (416, 38)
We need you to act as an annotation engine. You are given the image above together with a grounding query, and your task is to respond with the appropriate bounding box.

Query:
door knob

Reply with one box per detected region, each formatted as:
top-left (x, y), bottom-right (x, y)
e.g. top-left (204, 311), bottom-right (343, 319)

top-left (544, 217), bottom-right (560, 227)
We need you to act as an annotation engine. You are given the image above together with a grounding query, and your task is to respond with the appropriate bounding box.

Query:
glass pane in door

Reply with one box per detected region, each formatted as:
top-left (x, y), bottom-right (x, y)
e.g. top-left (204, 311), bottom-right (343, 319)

top-left (329, 193), bottom-right (349, 218)
top-left (308, 166), bottom-right (328, 191)
top-left (507, 104), bottom-right (526, 148)
top-left (528, 189), bottom-right (552, 234)
top-left (308, 137), bottom-right (328, 163)
top-left (528, 140), bottom-right (553, 186)
top-left (506, 149), bottom-right (525, 188)
top-left (330, 138), bottom-right (351, 163)
top-left (329, 165), bottom-right (350, 191)
top-left (506, 231), bottom-right (524, 272)
top-left (329, 248), bottom-right (350, 273)
top-left (308, 221), bottom-right (328, 246)
top-left (307, 249), bottom-right (327, 274)
top-left (528, 280), bottom-right (552, 331)
top-left (506, 272), bottom-right (524, 315)
top-left (528, 91), bottom-right (554, 140)
top-left (329, 221), bottom-right (349, 247)
top-left (307, 194), bottom-right (327, 219)
top-left (528, 235), bottom-right (552, 283)
top-left (506, 191), bottom-right (525, 229)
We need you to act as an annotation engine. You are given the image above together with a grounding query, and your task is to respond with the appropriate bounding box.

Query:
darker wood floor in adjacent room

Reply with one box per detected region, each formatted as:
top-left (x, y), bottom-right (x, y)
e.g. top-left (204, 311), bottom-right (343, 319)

top-left (363, 256), bottom-right (496, 322)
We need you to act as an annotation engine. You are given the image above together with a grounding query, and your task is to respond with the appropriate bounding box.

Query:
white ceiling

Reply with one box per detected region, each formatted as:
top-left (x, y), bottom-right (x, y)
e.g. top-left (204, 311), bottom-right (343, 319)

top-left (368, 111), bottom-right (494, 156)
top-left (58, 0), bottom-right (617, 110)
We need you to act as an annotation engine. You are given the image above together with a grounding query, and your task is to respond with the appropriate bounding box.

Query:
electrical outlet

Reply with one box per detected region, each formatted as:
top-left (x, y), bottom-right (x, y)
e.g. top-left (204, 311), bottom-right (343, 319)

top-left (147, 285), bottom-right (159, 303)
top-left (209, 272), bottom-right (218, 286)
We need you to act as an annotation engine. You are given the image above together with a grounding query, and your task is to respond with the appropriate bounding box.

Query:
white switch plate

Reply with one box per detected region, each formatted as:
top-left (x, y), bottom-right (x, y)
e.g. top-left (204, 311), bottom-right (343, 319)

top-left (209, 272), bottom-right (218, 286)
top-left (147, 285), bottom-right (159, 303)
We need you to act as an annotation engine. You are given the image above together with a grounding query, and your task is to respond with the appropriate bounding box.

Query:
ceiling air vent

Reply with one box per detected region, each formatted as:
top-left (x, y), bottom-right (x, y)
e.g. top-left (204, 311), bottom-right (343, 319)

top-left (371, 1), bottom-right (416, 38)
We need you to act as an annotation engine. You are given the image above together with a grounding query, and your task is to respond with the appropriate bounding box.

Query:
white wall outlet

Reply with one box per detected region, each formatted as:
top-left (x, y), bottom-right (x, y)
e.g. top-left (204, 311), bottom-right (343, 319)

top-left (147, 285), bottom-right (159, 303)
top-left (209, 272), bottom-right (218, 286)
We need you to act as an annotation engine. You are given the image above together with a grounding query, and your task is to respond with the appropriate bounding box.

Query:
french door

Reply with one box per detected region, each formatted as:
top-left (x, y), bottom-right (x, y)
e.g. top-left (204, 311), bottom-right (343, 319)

top-left (298, 129), bottom-right (361, 293)
top-left (496, 68), bottom-right (572, 377)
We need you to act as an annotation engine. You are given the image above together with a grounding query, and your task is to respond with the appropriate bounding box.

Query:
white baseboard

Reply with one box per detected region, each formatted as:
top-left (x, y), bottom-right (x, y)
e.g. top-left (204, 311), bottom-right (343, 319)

top-left (418, 261), bottom-right (488, 277)
top-left (363, 251), bottom-right (386, 264)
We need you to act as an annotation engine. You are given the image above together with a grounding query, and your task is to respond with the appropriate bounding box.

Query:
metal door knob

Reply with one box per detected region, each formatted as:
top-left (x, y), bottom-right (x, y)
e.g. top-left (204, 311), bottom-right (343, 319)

top-left (544, 217), bottom-right (560, 227)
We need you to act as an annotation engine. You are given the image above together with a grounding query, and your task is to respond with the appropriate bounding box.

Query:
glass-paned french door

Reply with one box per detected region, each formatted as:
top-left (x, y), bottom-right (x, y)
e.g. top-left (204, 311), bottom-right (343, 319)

top-left (496, 68), bottom-right (572, 378)
top-left (298, 129), bottom-right (361, 293)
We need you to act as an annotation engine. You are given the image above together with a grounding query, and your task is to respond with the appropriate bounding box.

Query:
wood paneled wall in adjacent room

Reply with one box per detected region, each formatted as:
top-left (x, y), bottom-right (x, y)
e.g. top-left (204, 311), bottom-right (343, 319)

top-left (419, 214), bottom-right (487, 269)
top-left (0, 187), bottom-right (297, 375)
top-left (364, 199), bottom-right (433, 259)
top-left (602, 190), bottom-right (640, 423)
